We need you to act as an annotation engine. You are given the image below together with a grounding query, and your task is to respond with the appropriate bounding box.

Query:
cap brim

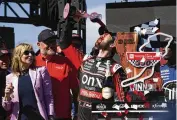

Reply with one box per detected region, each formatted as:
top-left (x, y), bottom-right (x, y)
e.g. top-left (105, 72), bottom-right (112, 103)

top-left (43, 36), bottom-right (57, 44)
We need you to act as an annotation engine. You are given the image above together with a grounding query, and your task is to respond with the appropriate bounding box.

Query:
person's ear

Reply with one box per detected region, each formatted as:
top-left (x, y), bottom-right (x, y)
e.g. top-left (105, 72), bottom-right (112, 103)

top-left (37, 42), bottom-right (40, 47)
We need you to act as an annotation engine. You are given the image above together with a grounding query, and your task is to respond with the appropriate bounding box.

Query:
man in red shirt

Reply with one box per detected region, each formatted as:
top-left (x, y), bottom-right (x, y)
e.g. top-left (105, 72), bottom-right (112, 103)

top-left (36, 29), bottom-right (79, 120)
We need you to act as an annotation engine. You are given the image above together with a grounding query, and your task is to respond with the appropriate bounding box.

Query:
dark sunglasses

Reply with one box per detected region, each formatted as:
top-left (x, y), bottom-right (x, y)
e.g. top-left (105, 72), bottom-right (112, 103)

top-left (23, 50), bottom-right (35, 56)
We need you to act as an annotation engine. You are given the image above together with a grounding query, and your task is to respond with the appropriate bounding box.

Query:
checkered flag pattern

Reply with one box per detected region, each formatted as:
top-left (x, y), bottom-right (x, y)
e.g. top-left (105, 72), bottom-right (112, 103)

top-left (128, 60), bottom-right (159, 67)
top-left (130, 19), bottom-right (160, 52)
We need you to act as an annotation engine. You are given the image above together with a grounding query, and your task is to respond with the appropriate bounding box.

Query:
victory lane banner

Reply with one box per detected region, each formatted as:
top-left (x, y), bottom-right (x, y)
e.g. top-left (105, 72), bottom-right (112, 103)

top-left (91, 101), bottom-right (175, 118)
top-left (91, 101), bottom-right (174, 113)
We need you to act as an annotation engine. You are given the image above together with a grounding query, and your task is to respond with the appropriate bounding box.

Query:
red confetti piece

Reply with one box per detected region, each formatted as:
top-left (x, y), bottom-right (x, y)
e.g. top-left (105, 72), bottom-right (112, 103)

top-left (144, 102), bottom-right (150, 108)
top-left (139, 114), bottom-right (143, 120)
top-left (124, 110), bottom-right (129, 115)
top-left (138, 91), bottom-right (144, 96)
top-left (155, 72), bottom-right (160, 77)
top-left (130, 84), bottom-right (134, 89)
top-left (126, 94), bottom-right (132, 102)
top-left (101, 112), bottom-right (108, 118)
top-left (149, 79), bottom-right (155, 84)
top-left (136, 91), bottom-right (146, 101)
top-left (142, 97), bottom-right (146, 101)
top-left (133, 90), bottom-right (139, 95)
top-left (117, 112), bottom-right (122, 117)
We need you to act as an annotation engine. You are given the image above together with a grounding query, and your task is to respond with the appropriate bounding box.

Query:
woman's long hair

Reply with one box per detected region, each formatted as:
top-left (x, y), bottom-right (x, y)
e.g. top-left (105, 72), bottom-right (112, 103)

top-left (11, 43), bottom-right (36, 74)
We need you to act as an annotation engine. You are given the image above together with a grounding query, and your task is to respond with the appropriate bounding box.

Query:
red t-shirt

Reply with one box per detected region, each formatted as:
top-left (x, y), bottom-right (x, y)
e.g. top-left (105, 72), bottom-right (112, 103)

top-left (63, 45), bottom-right (84, 70)
top-left (36, 54), bottom-right (78, 118)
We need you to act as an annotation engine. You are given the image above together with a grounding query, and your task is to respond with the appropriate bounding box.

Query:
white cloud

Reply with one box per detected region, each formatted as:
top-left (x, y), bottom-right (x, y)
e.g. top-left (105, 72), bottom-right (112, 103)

top-left (86, 5), bottom-right (106, 53)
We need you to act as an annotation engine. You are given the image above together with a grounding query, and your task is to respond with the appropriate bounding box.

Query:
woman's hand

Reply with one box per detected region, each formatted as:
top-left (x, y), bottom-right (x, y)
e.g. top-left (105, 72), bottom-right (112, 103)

top-left (4, 83), bottom-right (14, 101)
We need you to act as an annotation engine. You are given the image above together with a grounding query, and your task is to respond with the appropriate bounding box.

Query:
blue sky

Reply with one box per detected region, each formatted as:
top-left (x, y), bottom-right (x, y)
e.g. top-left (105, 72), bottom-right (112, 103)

top-left (0, 0), bottom-right (147, 52)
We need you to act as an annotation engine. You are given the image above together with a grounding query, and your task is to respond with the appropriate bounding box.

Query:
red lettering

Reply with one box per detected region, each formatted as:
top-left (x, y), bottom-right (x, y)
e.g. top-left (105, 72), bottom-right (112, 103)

top-left (80, 89), bottom-right (102, 100)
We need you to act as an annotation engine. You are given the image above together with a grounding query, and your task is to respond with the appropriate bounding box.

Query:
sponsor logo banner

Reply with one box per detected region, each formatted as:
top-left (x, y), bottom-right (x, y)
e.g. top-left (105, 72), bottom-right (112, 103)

top-left (92, 102), bottom-right (173, 112)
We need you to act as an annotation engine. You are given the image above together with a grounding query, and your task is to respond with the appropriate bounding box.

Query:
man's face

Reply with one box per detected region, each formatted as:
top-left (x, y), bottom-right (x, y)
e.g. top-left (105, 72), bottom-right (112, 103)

top-left (162, 47), bottom-right (173, 60)
top-left (38, 40), bottom-right (56, 56)
top-left (96, 33), bottom-right (113, 50)
top-left (0, 54), bottom-right (10, 69)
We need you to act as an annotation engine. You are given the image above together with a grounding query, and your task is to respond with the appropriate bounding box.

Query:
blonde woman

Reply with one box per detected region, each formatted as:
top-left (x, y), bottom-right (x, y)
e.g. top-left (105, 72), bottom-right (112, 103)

top-left (2, 43), bottom-right (54, 120)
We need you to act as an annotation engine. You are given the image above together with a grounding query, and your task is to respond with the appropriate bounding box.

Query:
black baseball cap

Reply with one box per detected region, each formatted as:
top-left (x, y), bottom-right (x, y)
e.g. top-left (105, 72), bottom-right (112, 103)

top-left (38, 29), bottom-right (57, 44)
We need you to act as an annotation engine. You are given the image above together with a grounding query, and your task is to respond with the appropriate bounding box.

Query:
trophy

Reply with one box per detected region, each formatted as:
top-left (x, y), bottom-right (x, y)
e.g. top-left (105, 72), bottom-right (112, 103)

top-left (63, 0), bottom-right (111, 36)
top-left (63, 1), bottom-right (102, 20)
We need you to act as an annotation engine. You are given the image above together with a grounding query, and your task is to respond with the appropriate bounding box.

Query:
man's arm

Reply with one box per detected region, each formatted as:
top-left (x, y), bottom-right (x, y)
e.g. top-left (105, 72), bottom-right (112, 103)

top-left (62, 45), bottom-right (84, 70)
top-left (57, 18), bottom-right (74, 49)
top-left (57, 18), bottom-right (84, 70)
